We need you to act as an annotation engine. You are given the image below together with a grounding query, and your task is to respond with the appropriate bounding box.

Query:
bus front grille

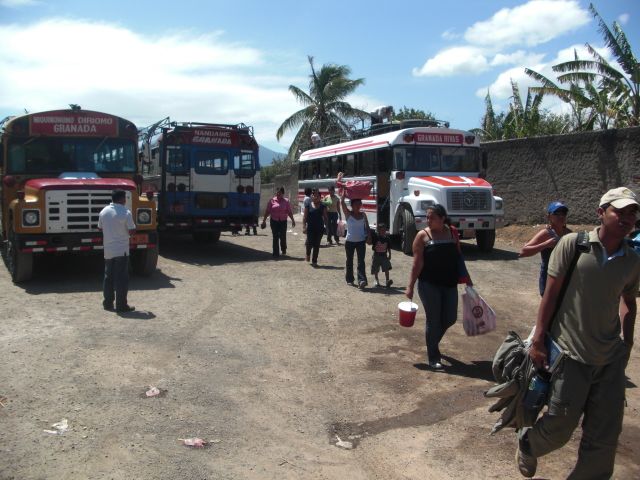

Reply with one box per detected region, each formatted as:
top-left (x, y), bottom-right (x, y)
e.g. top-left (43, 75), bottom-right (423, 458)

top-left (447, 190), bottom-right (491, 212)
top-left (45, 190), bottom-right (129, 233)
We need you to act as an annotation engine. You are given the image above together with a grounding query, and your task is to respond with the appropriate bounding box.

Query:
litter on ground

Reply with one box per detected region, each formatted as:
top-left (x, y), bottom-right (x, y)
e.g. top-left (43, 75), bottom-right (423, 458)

top-left (44, 418), bottom-right (69, 435)
top-left (145, 386), bottom-right (161, 397)
top-left (179, 437), bottom-right (208, 448)
top-left (335, 435), bottom-right (353, 450)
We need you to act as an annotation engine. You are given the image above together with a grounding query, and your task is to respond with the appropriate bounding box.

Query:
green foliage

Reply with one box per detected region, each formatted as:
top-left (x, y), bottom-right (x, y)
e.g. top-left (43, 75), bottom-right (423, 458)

top-left (525, 4), bottom-right (639, 129)
top-left (276, 56), bottom-right (369, 160)
top-left (260, 155), bottom-right (297, 184)
top-left (476, 86), bottom-right (575, 141)
top-left (392, 107), bottom-right (436, 121)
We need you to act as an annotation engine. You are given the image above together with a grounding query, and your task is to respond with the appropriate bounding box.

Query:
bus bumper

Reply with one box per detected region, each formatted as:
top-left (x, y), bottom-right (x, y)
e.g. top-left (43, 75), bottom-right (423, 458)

top-left (15, 231), bottom-right (158, 254)
top-left (160, 216), bottom-right (258, 232)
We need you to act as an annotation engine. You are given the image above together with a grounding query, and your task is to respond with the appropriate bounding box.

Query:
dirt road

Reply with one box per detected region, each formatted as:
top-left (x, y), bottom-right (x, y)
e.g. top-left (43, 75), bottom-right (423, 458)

top-left (1, 221), bottom-right (639, 479)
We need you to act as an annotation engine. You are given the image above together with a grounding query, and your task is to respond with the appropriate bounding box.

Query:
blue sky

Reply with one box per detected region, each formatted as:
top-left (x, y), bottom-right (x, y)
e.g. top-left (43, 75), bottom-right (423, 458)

top-left (1, 0), bottom-right (638, 152)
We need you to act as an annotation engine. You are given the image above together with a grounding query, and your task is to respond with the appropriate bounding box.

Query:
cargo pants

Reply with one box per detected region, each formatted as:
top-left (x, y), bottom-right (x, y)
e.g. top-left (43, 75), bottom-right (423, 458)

top-left (525, 354), bottom-right (627, 479)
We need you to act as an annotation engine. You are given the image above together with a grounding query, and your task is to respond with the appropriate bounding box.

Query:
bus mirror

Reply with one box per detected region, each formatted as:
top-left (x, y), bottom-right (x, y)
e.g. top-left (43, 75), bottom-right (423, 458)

top-left (481, 151), bottom-right (488, 170)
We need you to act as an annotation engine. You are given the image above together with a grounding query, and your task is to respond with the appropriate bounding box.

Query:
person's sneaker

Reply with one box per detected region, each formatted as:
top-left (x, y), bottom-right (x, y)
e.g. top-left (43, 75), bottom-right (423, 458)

top-left (428, 361), bottom-right (444, 370)
top-left (327, 241), bottom-right (333, 246)
top-left (347, 281), bottom-right (354, 286)
top-left (311, 262), bottom-right (318, 267)
top-left (116, 305), bottom-right (135, 313)
top-left (358, 281), bottom-right (367, 289)
top-left (386, 279), bottom-right (394, 288)
top-left (374, 280), bottom-right (381, 287)
top-left (103, 303), bottom-right (115, 312)
top-left (516, 436), bottom-right (537, 478)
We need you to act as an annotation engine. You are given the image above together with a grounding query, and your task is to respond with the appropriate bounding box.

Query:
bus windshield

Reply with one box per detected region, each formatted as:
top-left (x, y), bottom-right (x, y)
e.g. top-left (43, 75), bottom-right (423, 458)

top-left (7, 137), bottom-right (136, 174)
top-left (393, 146), bottom-right (479, 173)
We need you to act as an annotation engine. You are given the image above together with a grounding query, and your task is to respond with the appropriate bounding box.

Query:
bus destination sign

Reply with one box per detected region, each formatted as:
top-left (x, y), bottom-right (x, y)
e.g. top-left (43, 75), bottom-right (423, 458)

top-left (414, 133), bottom-right (463, 144)
top-left (30, 111), bottom-right (119, 136)
top-left (187, 128), bottom-right (239, 147)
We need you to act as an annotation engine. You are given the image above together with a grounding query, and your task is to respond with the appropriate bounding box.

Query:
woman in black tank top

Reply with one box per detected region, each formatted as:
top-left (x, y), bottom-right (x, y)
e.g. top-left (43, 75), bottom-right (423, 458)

top-left (405, 204), bottom-right (472, 369)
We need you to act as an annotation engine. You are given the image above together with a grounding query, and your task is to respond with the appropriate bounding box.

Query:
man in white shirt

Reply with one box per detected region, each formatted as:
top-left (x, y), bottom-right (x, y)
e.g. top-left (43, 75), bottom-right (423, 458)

top-left (98, 190), bottom-right (136, 312)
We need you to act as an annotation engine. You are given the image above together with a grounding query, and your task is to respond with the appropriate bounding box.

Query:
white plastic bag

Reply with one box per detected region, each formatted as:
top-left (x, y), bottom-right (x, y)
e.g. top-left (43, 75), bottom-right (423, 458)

top-left (462, 286), bottom-right (496, 336)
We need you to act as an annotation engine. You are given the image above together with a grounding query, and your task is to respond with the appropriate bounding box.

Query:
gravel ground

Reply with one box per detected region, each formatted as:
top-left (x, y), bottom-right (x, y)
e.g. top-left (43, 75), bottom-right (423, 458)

top-left (0, 221), bottom-right (638, 479)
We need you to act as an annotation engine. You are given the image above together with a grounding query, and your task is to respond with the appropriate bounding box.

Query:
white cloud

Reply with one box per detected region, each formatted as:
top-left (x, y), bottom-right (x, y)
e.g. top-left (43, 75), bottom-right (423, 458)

top-left (464, 0), bottom-right (590, 48)
top-left (618, 13), bottom-right (629, 25)
top-left (490, 50), bottom-right (545, 67)
top-left (0, 0), bottom-right (39, 6)
top-left (441, 29), bottom-right (460, 40)
top-left (412, 46), bottom-right (489, 77)
top-left (0, 18), bottom-right (307, 145)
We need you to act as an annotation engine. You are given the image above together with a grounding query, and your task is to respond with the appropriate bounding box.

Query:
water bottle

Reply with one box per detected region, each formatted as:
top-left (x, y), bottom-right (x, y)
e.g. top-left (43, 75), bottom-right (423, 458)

top-left (522, 373), bottom-right (550, 426)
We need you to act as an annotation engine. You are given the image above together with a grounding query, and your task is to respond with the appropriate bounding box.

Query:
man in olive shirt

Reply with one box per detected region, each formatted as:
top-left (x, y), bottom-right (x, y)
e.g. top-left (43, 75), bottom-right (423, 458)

top-left (518, 187), bottom-right (640, 478)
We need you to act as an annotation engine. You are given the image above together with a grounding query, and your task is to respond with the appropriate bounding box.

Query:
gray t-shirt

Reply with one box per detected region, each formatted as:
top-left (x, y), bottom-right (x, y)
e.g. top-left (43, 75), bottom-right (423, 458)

top-left (548, 228), bottom-right (640, 365)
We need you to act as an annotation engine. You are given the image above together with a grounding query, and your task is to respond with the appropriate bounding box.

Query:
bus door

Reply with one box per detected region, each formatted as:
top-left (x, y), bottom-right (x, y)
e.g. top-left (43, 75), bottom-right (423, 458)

top-left (376, 149), bottom-right (392, 227)
top-left (161, 144), bottom-right (190, 218)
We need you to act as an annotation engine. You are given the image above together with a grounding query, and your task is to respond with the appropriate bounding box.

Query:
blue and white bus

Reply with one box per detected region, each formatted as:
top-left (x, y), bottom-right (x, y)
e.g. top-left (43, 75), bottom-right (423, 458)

top-left (140, 120), bottom-right (260, 242)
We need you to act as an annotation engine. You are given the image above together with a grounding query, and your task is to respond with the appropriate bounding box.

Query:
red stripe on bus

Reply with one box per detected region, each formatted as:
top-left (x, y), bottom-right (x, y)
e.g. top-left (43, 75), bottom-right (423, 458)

top-left (305, 140), bottom-right (389, 158)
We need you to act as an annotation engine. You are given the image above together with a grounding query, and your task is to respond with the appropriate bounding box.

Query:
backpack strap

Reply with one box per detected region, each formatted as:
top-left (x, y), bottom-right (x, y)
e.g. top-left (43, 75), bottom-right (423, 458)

top-left (549, 231), bottom-right (590, 330)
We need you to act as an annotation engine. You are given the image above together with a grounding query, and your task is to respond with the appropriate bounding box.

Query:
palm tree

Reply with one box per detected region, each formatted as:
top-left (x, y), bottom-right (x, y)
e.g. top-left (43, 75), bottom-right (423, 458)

top-left (503, 80), bottom-right (544, 138)
top-left (549, 4), bottom-right (639, 126)
top-left (276, 56), bottom-right (369, 159)
top-left (474, 91), bottom-right (505, 140)
top-left (526, 55), bottom-right (599, 131)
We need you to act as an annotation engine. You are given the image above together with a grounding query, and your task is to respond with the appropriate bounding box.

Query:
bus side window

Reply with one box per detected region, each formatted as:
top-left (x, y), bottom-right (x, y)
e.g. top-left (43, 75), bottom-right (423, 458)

top-left (331, 156), bottom-right (340, 175)
top-left (377, 150), bottom-right (392, 172)
top-left (344, 154), bottom-right (355, 176)
top-left (299, 162), bottom-right (309, 180)
top-left (361, 150), bottom-right (375, 175)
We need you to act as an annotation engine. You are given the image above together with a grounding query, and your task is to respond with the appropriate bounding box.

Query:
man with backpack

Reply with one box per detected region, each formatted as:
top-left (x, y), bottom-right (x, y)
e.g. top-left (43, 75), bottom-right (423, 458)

top-left (517, 187), bottom-right (640, 479)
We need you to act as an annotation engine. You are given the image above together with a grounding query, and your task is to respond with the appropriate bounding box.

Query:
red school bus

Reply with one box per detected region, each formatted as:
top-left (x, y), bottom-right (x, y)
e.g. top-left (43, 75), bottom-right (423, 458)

top-left (0, 107), bottom-right (158, 282)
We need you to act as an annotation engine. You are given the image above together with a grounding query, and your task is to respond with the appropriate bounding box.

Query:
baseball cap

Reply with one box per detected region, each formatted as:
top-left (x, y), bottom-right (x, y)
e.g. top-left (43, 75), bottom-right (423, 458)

top-left (547, 201), bottom-right (568, 214)
top-left (599, 187), bottom-right (639, 209)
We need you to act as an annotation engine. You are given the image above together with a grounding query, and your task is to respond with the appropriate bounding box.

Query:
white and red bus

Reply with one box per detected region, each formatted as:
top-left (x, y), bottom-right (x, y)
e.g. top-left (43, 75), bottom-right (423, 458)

top-left (298, 120), bottom-right (504, 253)
top-left (0, 107), bottom-right (158, 282)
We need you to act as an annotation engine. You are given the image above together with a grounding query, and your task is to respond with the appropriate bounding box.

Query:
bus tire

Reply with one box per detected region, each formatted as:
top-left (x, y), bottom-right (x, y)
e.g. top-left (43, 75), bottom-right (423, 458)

top-left (476, 229), bottom-right (496, 252)
top-left (5, 229), bottom-right (33, 283)
top-left (132, 247), bottom-right (158, 276)
top-left (400, 208), bottom-right (416, 256)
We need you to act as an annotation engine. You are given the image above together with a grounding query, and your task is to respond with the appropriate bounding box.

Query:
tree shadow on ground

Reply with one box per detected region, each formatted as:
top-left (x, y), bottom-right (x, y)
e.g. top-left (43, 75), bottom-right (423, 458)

top-left (414, 355), bottom-right (495, 383)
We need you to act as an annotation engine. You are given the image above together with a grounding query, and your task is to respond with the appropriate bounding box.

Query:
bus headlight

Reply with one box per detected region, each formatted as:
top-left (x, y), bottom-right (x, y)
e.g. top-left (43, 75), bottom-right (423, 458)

top-left (137, 208), bottom-right (152, 225)
top-left (420, 200), bottom-right (435, 211)
top-left (495, 199), bottom-right (503, 210)
top-left (22, 209), bottom-right (40, 227)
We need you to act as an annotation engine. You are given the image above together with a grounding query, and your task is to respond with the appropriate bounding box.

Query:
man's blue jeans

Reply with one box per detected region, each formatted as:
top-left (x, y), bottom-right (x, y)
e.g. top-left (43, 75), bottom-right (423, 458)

top-left (103, 255), bottom-right (129, 309)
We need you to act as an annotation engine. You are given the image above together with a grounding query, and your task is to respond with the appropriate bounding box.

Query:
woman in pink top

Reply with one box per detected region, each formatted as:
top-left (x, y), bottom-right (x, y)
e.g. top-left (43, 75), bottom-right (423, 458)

top-left (261, 186), bottom-right (296, 257)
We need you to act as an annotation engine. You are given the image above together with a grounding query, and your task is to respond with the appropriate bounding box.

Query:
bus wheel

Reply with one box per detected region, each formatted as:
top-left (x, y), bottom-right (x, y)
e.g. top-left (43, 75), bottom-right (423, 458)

top-left (476, 229), bottom-right (496, 252)
top-left (5, 230), bottom-right (33, 283)
top-left (399, 208), bottom-right (416, 255)
top-left (132, 247), bottom-right (158, 276)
